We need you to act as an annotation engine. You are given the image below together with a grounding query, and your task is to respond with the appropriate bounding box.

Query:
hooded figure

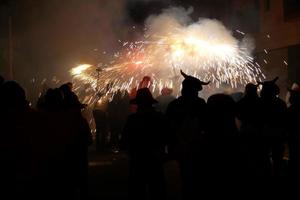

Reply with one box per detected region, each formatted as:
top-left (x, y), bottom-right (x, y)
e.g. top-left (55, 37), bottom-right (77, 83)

top-left (121, 88), bottom-right (167, 200)
top-left (166, 70), bottom-right (209, 199)
top-left (258, 77), bottom-right (287, 176)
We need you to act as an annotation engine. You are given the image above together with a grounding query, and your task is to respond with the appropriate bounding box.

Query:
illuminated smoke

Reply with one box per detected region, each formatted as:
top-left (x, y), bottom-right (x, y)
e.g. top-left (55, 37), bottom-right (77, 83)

top-left (71, 7), bottom-right (264, 104)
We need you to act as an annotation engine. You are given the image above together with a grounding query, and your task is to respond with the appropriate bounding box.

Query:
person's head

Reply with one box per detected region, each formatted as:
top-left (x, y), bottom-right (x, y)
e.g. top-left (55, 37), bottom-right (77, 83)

top-left (1, 81), bottom-right (27, 110)
top-left (258, 77), bottom-right (280, 99)
top-left (207, 93), bottom-right (236, 118)
top-left (59, 83), bottom-right (72, 95)
top-left (139, 76), bottom-right (152, 89)
top-left (245, 83), bottom-right (258, 97)
top-left (180, 70), bottom-right (209, 97)
top-left (130, 88), bottom-right (157, 108)
top-left (66, 82), bottom-right (73, 90)
top-left (44, 88), bottom-right (64, 111)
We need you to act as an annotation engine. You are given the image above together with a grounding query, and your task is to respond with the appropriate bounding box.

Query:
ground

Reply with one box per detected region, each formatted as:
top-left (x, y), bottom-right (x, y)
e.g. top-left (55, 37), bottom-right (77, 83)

top-left (88, 146), bottom-right (182, 200)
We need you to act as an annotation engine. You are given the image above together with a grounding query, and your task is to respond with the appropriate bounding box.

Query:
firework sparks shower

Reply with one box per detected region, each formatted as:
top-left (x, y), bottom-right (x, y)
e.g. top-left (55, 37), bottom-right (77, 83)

top-left (70, 7), bottom-right (265, 104)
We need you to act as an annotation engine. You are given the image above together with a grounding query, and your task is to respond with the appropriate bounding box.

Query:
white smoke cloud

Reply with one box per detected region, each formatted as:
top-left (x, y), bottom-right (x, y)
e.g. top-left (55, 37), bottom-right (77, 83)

top-left (144, 7), bottom-right (257, 82)
top-left (71, 6), bottom-right (263, 101)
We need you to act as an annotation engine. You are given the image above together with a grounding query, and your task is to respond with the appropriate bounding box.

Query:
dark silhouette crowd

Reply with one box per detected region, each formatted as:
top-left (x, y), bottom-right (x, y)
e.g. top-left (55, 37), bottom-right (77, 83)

top-left (0, 76), bottom-right (92, 199)
top-left (119, 72), bottom-right (300, 199)
top-left (1, 71), bottom-right (300, 199)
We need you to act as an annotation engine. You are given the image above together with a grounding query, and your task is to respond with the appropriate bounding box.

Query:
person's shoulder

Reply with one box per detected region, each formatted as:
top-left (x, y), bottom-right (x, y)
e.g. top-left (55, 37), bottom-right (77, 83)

top-left (195, 97), bottom-right (206, 106)
top-left (276, 98), bottom-right (287, 108)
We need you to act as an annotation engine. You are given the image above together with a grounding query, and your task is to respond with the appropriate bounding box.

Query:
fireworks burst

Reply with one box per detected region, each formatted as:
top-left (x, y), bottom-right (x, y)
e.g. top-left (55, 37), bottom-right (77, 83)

top-left (71, 7), bottom-right (265, 104)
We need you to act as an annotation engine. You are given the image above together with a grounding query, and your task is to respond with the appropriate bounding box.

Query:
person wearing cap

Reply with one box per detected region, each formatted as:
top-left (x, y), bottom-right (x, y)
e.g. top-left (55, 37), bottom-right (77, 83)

top-left (166, 70), bottom-right (209, 199)
top-left (121, 88), bottom-right (167, 200)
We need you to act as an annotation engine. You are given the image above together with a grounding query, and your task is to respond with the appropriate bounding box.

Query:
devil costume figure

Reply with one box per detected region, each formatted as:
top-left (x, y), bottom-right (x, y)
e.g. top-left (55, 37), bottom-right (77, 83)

top-left (166, 70), bottom-right (209, 199)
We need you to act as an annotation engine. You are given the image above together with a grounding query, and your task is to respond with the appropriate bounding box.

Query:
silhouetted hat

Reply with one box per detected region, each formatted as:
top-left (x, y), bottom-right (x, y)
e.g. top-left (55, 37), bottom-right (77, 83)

top-left (258, 77), bottom-right (280, 96)
top-left (130, 88), bottom-right (158, 105)
top-left (257, 77), bottom-right (278, 86)
top-left (245, 83), bottom-right (258, 95)
top-left (181, 70), bottom-right (210, 91)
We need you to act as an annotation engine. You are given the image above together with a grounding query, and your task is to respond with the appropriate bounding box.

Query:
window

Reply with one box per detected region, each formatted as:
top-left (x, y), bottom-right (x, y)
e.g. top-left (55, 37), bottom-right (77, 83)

top-left (284, 0), bottom-right (300, 20)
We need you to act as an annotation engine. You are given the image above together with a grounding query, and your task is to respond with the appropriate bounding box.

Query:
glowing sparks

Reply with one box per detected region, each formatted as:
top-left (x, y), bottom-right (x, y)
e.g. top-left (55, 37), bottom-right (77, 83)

top-left (71, 64), bottom-right (92, 76)
top-left (236, 30), bottom-right (245, 35)
top-left (70, 8), bottom-right (265, 104)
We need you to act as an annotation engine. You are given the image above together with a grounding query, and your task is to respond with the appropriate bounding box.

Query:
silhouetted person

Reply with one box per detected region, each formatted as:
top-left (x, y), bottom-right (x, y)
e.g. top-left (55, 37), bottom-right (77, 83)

top-left (129, 76), bottom-right (153, 113)
top-left (55, 83), bottom-right (91, 197)
top-left (206, 94), bottom-right (241, 176)
top-left (0, 81), bottom-right (30, 112)
top-left (59, 82), bottom-right (86, 110)
top-left (107, 90), bottom-right (130, 152)
top-left (166, 70), bottom-right (209, 199)
top-left (36, 82), bottom-right (50, 110)
top-left (156, 87), bottom-right (176, 113)
top-left (237, 83), bottom-right (261, 135)
top-left (286, 86), bottom-right (300, 176)
top-left (93, 103), bottom-right (108, 151)
top-left (258, 77), bottom-right (287, 176)
top-left (121, 88), bottom-right (167, 200)
top-left (42, 88), bottom-right (64, 111)
top-left (0, 81), bottom-right (35, 198)
top-left (230, 91), bottom-right (244, 102)
top-left (34, 84), bottom-right (92, 199)
top-left (237, 83), bottom-right (263, 175)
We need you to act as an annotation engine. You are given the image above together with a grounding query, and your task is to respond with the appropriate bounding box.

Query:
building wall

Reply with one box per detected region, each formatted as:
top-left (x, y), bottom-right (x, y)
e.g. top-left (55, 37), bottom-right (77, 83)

top-left (256, 48), bottom-right (289, 98)
top-left (256, 0), bottom-right (300, 52)
top-left (253, 0), bottom-right (300, 97)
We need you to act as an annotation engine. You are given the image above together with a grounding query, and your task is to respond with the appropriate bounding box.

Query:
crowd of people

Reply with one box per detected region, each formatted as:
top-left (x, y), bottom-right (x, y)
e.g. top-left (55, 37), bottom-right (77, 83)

top-left (0, 77), bottom-right (92, 199)
top-left (119, 71), bottom-right (300, 199)
top-left (1, 71), bottom-right (300, 199)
